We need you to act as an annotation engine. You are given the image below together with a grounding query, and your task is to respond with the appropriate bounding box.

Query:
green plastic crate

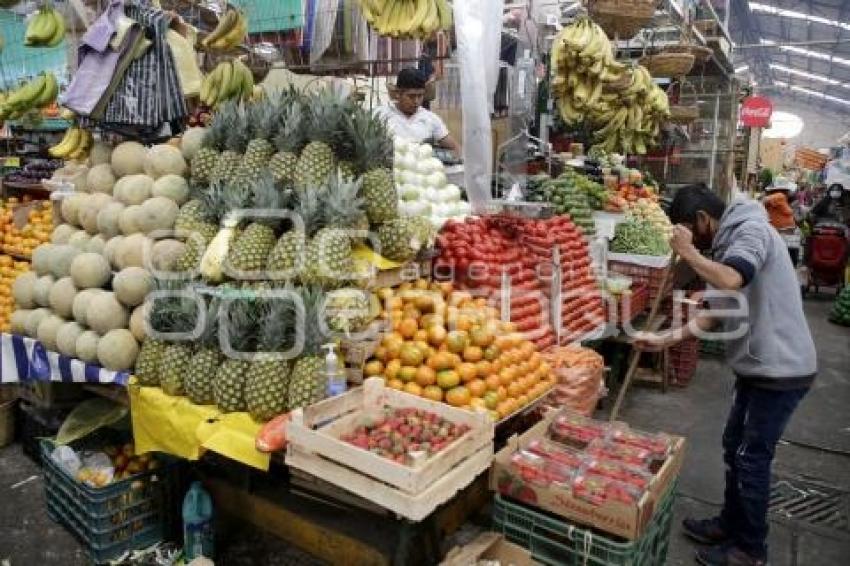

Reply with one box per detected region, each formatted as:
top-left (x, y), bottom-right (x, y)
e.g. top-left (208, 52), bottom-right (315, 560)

top-left (492, 482), bottom-right (676, 566)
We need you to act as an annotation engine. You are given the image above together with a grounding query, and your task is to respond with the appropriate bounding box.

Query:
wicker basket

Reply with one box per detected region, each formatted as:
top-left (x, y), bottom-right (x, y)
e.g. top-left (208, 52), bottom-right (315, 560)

top-left (589, 0), bottom-right (658, 40)
top-left (640, 52), bottom-right (695, 77)
top-left (668, 104), bottom-right (700, 124)
top-left (663, 44), bottom-right (713, 64)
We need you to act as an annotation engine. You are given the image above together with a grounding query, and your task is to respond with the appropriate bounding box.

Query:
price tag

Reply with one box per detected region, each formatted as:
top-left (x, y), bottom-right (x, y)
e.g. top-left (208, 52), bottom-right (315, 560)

top-left (3, 157), bottom-right (20, 167)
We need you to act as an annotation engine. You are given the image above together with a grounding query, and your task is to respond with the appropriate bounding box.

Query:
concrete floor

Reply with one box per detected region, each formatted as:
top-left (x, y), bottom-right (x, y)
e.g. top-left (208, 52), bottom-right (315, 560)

top-left (1, 297), bottom-right (848, 565)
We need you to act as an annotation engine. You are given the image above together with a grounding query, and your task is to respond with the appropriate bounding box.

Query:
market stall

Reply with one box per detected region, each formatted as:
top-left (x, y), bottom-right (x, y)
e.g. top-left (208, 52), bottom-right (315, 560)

top-left (0, 1), bottom-right (743, 564)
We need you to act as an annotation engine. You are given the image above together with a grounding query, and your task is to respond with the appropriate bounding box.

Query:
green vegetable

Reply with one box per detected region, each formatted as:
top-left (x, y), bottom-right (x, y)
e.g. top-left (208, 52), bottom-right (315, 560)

top-left (829, 286), bottom-right (850, 327)
top-left (611, 218), bottom-right (670, 256)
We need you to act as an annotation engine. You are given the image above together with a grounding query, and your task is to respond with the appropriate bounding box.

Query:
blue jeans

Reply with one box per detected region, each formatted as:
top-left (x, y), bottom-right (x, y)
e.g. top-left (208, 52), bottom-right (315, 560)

top-left (720, 381), bottom-right (808, 559)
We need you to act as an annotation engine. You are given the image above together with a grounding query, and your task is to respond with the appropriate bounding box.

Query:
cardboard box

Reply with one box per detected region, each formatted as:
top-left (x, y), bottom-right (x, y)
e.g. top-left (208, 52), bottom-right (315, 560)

top-left (440, 532), bottom-right (540, 566)
top-left (489, 412), bottom-right (685, 540)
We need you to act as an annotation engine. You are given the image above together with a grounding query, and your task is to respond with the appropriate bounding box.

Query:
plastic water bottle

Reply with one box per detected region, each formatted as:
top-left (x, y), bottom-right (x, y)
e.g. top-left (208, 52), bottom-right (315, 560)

top-left (322, 343), bottom-right (347, 397)
top-left (182, 481), bottom-right (214, 560)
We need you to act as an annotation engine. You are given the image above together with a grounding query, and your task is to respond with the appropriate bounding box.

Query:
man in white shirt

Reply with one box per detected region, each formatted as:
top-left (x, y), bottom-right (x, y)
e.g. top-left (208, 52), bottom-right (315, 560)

top-left (375, 69), bottom-right (461, 154)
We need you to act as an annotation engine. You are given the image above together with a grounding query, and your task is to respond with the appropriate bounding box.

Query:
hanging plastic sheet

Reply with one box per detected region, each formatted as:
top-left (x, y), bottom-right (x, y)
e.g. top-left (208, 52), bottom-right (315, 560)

top-left (454, 0), bottom-right (504, 209)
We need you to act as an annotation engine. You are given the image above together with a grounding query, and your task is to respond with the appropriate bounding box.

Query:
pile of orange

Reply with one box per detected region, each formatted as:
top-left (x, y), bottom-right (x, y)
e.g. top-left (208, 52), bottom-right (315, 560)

top-left (0, 198), bottom-right (53, 259)
top-left (363, 279), bottom-right (555, 421)
top-left (0, 255), bottom-right (29, 332)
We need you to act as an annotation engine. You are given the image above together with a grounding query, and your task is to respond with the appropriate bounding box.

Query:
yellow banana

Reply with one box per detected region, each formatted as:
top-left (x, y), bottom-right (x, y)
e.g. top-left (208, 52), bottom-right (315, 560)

top-left (49, 127), bottom-right (82, 158)
top-left (202, 8), bottom-right (238, 49)
top-left (46, 10), bottom-right (66, 47)
top-left (435, 0), bottom-right (452, 31)
top-left (68, 130), bottom-right (93, 160)
top-left (214, 11), bottom-right (247, 49)
top-left (34, 73), bottom-right (57, 107)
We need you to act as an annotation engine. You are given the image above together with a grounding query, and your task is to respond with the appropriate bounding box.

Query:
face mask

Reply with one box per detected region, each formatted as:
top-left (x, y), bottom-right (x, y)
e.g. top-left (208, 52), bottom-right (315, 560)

top-left (829, 190), bottom-right (842, 199)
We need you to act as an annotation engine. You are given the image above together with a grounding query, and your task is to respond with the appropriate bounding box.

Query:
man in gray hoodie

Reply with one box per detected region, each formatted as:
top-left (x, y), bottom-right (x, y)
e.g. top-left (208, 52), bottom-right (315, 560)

top-left (636, 184), bottom-right (816, 566)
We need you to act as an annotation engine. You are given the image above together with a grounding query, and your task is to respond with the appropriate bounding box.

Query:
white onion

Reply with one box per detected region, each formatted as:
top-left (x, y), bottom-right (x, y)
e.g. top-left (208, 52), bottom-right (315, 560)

top-left (416, 144), bottom-right (433, 160)
top-left (444, 184), bottom-right (462, 201)
top-left (427, 171), bottom-right (447, 188)
top-left (427, 157), bottom-right (443, 173)
top-left (407, 201), bottom-right (429, 216)
top-left (399, 184), bottom-right (418, 201)
top-left (395, 138), bottom-right (410, 155)
top-left (401, 170), bottom-right (418, 185)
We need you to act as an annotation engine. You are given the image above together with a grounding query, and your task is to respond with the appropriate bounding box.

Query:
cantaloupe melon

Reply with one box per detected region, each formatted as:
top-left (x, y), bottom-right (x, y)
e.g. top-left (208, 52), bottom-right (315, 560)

top-left (152, 174), bottom-right (189, 204)
top-left (49, 245), bottom-right (82, 279)
top-left (51, 224), bottom-right (77, 244)
top-left (67, 230), bottom-right (92, 250)
top-left (143, 144), bottom-right (187, 179)
top-left (97, 329), bottom-right (139, 371)
top-left (150, 239), bottom-right (186, 271)
top-left (72, 288), bottom-right (102, 325)
top-left (48, 277), bottom-right (78, 318)
top-left (116, 233), bottom-right (152, 269)
top-left (111, 141), bottom-right (147, 177)
top-left (137, 197), bottom-right (179, 234)
top-left (37, 314), bottom-right (66, 351)
top-left (118, 205), bottom-right (142, 235)
top-left (181, 127), bottom-right (206, 160)
top-left (86, 164), bottom-right (116, 194)
top-left (70, 253), bottom-right (111, 289)
top-left (10, 309), bottom-right (30, 334)
top-left (56, 321), bottom-right (85, 357)
top-left (76, 330), bottom-right (100, 363)
top-left (61, 193), bottom-right (86, 225)
top-left (86, 235), bottom-right (107, 255)
top-left (79, 193), bottom-right (114, 235)
top-left (129, 304), bottom-right (147, 341)
top-left (33, 275), bottom-right (55, 306)
top-left (12, 271), bottom-right (37, 308)
top-left (113, 267), bottom-right (153, 307)
top-left (25, 307), bottom-right (51, 337)
top-left (97, 201), bottom-right (125, 238)
top-left (104, 236), bottom-right (124, 269)
top-left (32, 244), bottom-right (54, 275)
top-left (86, 292), bottom-right (129, 334)
top-left (114, 174), bottom-right (154, 205)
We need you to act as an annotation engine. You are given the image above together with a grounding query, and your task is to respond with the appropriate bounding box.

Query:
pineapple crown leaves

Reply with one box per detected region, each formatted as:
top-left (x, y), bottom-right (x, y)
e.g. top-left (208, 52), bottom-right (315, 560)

top-left (199, 295), bottom-right (222, 348)
top-left (289, 185), bottom-right (327, 237)
top-left (257, 287), bottom-right (299, 354)
top-left (148, 279), bottom-right (202, 338)
top-left (223, 102), bottom-right (251, 153)
top-left (342, 108), bottom-right (394, 174)
top-left (246, 97), bottom-right (278, 141)
top-left (320, 173), bottom-right (367, 231)
top-left (201, 102), bottom-right (236, 151)
top-left (198, 179), bottom-right (230, 224)
top-left (220, 292), bottom-right (264, 355)
top-left (303, 89), bottom-right (353, 146)
top-left (247, 172), bottom-right (287, 229)
top-left (295, 285), bottom-right (330, 355)
top-left (273, 101), bottom-right (306, 154)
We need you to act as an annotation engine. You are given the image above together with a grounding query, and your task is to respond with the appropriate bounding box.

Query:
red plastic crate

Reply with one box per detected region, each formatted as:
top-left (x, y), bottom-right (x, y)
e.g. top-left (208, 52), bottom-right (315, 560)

top-left (608, 260), bottom-right (670, 307)
top-left (667, 338), bottom-right (699, 387)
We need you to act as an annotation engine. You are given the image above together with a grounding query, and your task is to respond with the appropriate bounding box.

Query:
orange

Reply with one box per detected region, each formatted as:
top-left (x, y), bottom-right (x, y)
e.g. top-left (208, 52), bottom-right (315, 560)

top-left (468, 379), bottom-right (486, 398)
top-left (437, 369), bottom-right (461, 390)
top-left (414, 279), bottom-right (430, 291)
top-left (458, 362), bottom-right (478, 383)
top-left (455, 315), bottom-right (474, 332)
top-left (403, 382), bottom-right (423, 396)
top-left (387, 378), bottom-right (404, 390)
top-left (528, 352), bottom-right (542, 371)
top-left (484, 345), bottom-right (500, 361)
top-left (496, 401), bottom-right (512, 419)
top-left (427, 325), bottom-right (447, 345)
top-left (423, 385), bottom-right (443, 402)
top-left (483, 391), bottom-right (499, 410)
top-left (398, 318), bottom-right (419, 339)
top-left (414, 294), bottom-right (435, 312)
top-left (415, 366), bottom-right (437, 387)
top-left (446, 331), bottom-right (469, 354)
top-left (399, 366), bottom-right (418, 383)
top-left (507, 381), bottom-right (523, 399)
top-left (518, 394), bottom-right (530, 407)
top-left (430, 351), bottom-right (455, 371)
top-left (413, 341), bottom-right (433, 359)
top-left (470, 327), bottom-right (495, 347)
top-left (413, 329), bottom-right (429, 342)
top-left (399, 344), bottom-right (424, 367)
top-left (470, 397), bottom-right (486, 410)
top-left (499, 367), bottom-right (515, 386)
top-left (497, 385), bottom-right (508, 402)
top-left (485, 375), bottom-right (501, 391)
top-left (475, 360), bottom-right (492, 378)
top-left (385, 342), bottom-right (402, 361)
top-left (385, 359), bottom-right (402, 380)
top-left (398, 282), bottom-right (413, 292)
top-left (364, 360), bottom-right (384, 377)
top-left (462, 345), bottom-right (483, 362)
top-left (382, 332), bottom-right (403, 349)
top-left (446, 386), bottom-right (471, 407)
top-left (421, 314), bottom-right (443, 328)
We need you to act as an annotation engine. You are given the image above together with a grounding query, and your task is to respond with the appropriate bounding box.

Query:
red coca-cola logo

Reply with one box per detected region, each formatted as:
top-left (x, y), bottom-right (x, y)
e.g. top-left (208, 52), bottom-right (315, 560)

top-left (740, 96), bottom-right (773, 127)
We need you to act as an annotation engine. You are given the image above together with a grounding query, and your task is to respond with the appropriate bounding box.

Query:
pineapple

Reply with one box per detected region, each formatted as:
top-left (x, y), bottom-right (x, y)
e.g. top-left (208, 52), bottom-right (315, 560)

top-left (233, 100), bottom-right (278, 187)
top-left (266, 186), bottom-right (323, 280)
top-left (287, 287), bottom-right (328, 411)
top-left (191, 103), bottom-right (235, 183)
top-left (343, 108), bottom-right (396, 224)
top-left (376, 217), bottom-right (434, 262)
top-left (160, 342), bottom-right (194, 396)
top-left (210, 104), bottom-right (249, 183)
top-left (135, 339), bottom-right (165, 386)
top-left (173, 184), bottom-right (227, 274)
top-left (269, 100), bottom-right (305, 186)
top-left (303, 226), bottom-right (354, 287)
top-left (154, 281), bottom-right (200, 396)
top-left (226, 175), bottom-right (285, 278)
top-left (245, 297), bottom-right (293, 422)
top-left (213, 294), bottom-right (258, 412)
top-left (324, 174), bottom-right (369, 240)
top-left (338, 160), bottom-right (357, 180)
top-left (294, 93), bottom-right (347, 188)
top-left (185, 297), bottom-right (223, 405)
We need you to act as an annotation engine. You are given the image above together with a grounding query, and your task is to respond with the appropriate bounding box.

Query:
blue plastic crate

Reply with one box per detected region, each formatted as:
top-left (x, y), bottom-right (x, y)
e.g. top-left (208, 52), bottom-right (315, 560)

top-left (40, 439), bottom-right (177, 563)
top-left (492, 482), bottom-right (677, 566)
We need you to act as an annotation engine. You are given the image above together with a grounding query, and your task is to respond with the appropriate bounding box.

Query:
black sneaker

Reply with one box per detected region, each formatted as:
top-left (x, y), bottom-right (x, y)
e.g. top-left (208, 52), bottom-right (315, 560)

top-left (682, 516), bottom-right (731, 545)
top-left (695, 545), bottom-right (767, 566)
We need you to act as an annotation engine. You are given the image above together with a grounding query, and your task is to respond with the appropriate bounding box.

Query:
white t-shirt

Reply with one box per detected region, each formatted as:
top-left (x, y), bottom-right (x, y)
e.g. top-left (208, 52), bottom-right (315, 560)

top-left (374, 103), bottom-right (449, 144)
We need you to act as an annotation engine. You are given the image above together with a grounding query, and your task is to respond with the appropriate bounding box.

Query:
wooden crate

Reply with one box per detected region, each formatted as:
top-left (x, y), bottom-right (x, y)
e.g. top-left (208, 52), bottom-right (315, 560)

top-left (286, 378), bottom-right (494, 521)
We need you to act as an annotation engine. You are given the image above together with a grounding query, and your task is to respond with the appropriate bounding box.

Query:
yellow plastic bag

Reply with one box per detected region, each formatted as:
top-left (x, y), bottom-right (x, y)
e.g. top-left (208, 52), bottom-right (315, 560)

top-left (55, 398), bottom-right (128, 445)
top-left (166, 29), bottom-right (203, 97)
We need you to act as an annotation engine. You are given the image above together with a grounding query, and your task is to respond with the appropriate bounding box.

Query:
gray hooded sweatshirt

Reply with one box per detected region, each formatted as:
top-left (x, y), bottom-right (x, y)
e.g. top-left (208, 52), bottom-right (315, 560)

top-left (709, 199), bottom-right (817, 389)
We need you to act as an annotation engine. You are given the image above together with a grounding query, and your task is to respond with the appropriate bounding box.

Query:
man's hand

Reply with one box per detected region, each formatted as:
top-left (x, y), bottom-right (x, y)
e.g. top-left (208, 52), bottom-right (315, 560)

top-left (632, 331), bottom-right (679, 352)
top-left (669, 224), bottom-right (699, 260)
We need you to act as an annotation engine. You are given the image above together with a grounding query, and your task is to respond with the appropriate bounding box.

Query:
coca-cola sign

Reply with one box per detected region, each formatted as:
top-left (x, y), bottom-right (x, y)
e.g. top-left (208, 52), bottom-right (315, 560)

top-left (740, 96), bottom-right (773, 127)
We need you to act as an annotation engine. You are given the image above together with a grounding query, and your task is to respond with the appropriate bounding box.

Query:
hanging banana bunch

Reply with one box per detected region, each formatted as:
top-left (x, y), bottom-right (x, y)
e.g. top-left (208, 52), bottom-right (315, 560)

top-left (24, 6), bottom-right (66, 47)
top-left (49, 126), bottom-right (94, 160)
top-left (201, 6), bottom-right (248, 51)
top-left (0, 72), bottom-right (59, 120)
top-left (359, 0), bottom-right (453, 39)
top-left (199, 59), bottom-right (255, 107)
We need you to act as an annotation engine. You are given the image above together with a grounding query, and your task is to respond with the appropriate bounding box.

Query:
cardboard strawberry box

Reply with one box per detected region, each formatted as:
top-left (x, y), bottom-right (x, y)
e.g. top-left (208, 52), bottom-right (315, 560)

top-left (489, 411), bottom-right (685, 540)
